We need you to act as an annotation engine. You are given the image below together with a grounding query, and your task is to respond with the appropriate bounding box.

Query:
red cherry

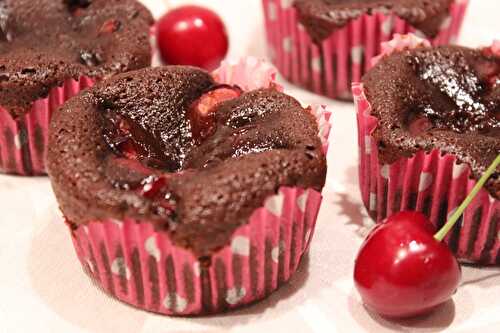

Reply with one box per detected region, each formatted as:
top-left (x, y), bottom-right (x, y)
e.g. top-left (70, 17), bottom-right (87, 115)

top-left (354, 211), bottom-right (461, 318)
top-left (156, 6), bottom-right (229, 71)
top-left (188, 85), bottom-right (241, 142)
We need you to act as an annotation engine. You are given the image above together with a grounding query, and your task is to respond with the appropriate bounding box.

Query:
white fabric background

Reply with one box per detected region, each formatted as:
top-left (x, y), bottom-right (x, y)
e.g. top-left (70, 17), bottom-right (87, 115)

top-left (0, 0), bottom-right (499, 332)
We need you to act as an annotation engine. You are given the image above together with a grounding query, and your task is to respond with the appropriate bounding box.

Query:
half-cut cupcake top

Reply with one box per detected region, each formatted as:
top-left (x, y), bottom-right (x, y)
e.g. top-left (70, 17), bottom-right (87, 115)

top-left (47, 66), bottom-right (327, 257)
top-left (294, 0), bottom-right (454, 42)
top-left (0, 0), bottom-right (153, 117)
top-left (363, 44), bottom-right (500, 198)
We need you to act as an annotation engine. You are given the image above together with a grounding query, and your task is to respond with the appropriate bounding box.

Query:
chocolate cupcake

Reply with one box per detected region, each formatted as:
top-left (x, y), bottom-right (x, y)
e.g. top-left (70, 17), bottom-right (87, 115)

top-left (47, 59), bottom-right (331, 315)
top-left (0, 0), bottom-right (153, 175)
top-left (354, 35), bottom-right (500, 264)
top-left (262, 0), bottom-right (468, 100)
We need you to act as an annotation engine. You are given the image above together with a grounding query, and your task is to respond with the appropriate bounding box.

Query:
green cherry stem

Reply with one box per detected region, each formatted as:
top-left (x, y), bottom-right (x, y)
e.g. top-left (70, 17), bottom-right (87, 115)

top-left (434, 154), bottom-right (500, 242)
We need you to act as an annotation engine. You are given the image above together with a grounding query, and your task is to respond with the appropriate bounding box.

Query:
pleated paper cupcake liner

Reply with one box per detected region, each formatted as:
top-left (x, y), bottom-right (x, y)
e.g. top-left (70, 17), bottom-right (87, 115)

top-left (262, 0), bottom-right (468, 100)
top-left (68, 57), bottom-right (332, 315)
top-left (354, 82), bottom-right (499, 265)
top-left (71, 186), bottom-right (322, 315)
top-left (0, 76), bottom-right (96, 176)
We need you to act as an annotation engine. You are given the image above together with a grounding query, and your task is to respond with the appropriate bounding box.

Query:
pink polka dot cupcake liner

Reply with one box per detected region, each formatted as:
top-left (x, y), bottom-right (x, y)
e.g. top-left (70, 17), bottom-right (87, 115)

top-left (353, 35), bottom-right (499, 264)
top-left (0, 76), bottom-right (96, 176)
top-left (69, 58), bottom-right (332, 315)
top-left (262, 0), bottom-right (468, 100)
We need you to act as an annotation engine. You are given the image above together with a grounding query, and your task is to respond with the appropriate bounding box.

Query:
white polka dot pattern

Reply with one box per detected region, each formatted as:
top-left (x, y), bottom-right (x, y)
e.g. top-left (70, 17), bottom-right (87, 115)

top-left (452, 163), bottom-right (468, 179)
top-left (351, 46), bottom-right (364, 64)
top-left (440, 16), bottom-right (452, 30)
top-left (14, 134), bottom-right (21, 150)
top-left (265, 192), bottom-right (285, 216)
top-left (145, 236), bottom-right (161, 262)
top-left (369, 193), bottom-right (377, 211)
top-left (297, 191), bottom-right (309, 212)
top-left (280, 0), bottom-right (294, 9)
top-left (267, 2), bottom-right (277, 21)
top-left (231, 236), bottom-right (250, 256)
top-left (364, 136), bottom-right (372, 155)
top-left (111, 257), bottom-right (130, 279)
top-left (283, 37), bottom-right (292, 53)
top-left (380, 164), bottom-right (390, 179)
top-left (226, 287), bottom-right (247, 305)
top-left (382, 17), bottom-right (394, 35)
top-left (163, 293), bottom-right (188, 313)
top-left (311, 57), bottom-right (321, 73)
top-left (418, 173), bottom-right (434, 192)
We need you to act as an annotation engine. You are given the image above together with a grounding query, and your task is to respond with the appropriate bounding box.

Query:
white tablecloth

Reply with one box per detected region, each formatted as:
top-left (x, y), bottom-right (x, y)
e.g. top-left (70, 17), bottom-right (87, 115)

top-left (1, 1), bottom-right (499, 332)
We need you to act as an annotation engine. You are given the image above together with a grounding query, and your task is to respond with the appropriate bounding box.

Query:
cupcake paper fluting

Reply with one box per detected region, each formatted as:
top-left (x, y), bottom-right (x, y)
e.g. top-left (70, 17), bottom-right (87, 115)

top-left (0, 76), bottom-right (95, 176)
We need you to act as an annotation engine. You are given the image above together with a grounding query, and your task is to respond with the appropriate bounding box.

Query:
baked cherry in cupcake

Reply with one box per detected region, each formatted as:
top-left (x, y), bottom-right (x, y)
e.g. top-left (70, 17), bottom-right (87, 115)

top-left (262, 0), bottom-right (468, 100)
top-left (355, 37), bottom-right (499, 264)
top-left (47, 63), bottom-right (330, 315)
top-left (0, 0), bottom-right (153, 175)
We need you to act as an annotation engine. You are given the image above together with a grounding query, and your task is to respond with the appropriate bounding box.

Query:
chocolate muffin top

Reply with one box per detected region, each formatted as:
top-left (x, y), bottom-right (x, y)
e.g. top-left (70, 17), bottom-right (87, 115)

top-left (294, 0), bottom-right (453, 42)
top-left (0, 0), bottom-right (153, 118)
top-left (47, 66), bottom-right (327, 257)
top-left (363, 45), bottom-right (500, 199)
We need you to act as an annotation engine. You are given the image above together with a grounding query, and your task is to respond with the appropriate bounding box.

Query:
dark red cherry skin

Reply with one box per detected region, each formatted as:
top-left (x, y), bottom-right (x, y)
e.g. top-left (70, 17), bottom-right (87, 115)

top-left (156, 6), bottom-right (229, 71)
top-left (354, 212), bottom-right (461, 318)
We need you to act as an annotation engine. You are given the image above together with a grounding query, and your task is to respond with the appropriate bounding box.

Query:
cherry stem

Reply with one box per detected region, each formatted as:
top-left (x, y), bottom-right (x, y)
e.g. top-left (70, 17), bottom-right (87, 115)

top-left (434, 154), bottom-right (500, 242)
